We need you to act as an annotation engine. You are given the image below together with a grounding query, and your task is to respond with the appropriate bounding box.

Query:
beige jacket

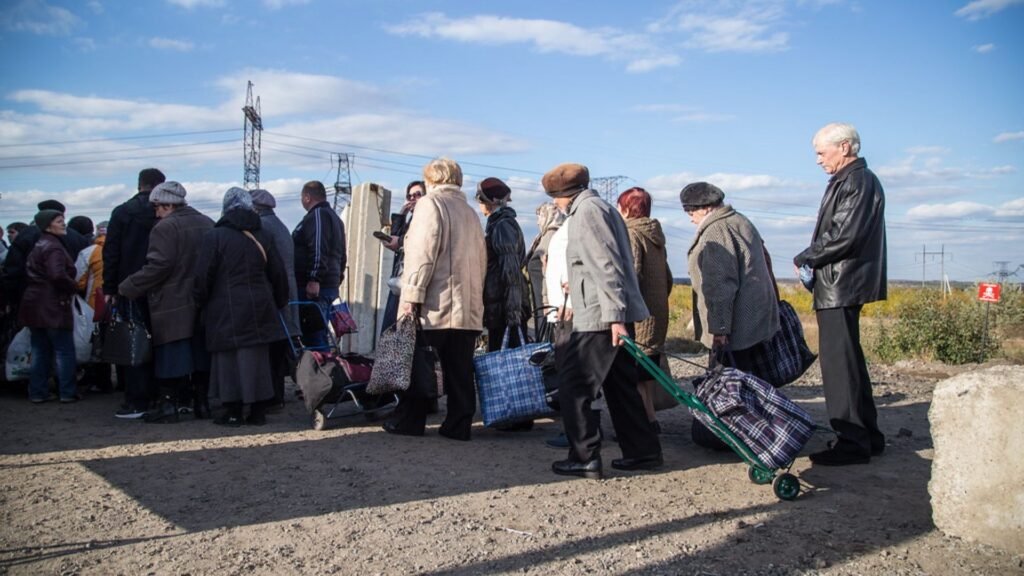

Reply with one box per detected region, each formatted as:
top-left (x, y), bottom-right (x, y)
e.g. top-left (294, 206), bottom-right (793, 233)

top-left (400, 184), bottom-right (486, 331)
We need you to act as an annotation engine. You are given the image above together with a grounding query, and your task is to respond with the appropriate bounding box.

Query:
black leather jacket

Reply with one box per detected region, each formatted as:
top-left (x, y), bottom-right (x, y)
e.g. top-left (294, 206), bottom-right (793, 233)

top-left (794, 158), bottom-right (887, 310)
top-left (483, 207), bottom-right (530, 327)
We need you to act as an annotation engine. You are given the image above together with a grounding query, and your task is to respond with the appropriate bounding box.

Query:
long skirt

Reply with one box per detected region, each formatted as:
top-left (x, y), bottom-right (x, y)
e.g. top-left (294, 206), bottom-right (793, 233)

top-left (209, 345), bottom-right (273, 404)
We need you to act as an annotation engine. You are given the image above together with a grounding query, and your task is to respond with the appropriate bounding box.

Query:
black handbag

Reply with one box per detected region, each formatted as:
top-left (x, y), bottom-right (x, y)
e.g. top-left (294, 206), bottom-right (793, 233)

top-left (407, 317), bottom-right (443, 399)
top-left (99, 300), bottom-right (152, 367)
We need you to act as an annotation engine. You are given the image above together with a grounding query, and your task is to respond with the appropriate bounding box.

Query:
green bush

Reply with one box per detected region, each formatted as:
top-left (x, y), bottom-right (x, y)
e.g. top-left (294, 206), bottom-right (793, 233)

top-left (873, 290), bottom-right (999, 364)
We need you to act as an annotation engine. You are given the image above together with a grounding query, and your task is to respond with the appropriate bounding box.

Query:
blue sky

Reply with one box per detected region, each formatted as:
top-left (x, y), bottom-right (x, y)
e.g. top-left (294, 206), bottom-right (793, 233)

top-left (1, 0), bottom-right (1022, 282)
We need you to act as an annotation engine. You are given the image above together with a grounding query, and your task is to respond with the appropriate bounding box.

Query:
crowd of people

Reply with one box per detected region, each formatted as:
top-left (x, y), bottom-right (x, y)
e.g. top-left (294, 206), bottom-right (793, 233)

top-left (0, 121), bottom-right (888, 474)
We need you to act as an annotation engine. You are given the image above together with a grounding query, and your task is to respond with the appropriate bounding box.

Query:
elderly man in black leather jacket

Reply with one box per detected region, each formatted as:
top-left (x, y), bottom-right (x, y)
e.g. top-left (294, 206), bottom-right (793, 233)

top-left (794, 122), bottom-right (887, 466)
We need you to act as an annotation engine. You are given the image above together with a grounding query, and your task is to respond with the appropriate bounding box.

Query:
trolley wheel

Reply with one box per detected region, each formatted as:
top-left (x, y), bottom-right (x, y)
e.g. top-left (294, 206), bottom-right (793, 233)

top-left (772, 473), bottom-right (801, 501)
top-left (748, 466), bottom-right (774, 485)
top-left (311, 408), bottom-right (329, 431)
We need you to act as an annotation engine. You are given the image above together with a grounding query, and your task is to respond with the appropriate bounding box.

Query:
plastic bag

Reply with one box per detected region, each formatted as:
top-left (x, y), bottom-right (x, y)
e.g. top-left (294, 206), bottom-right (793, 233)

top-left (73, 295), bottom-right (94, 365)
top-left (4, 328), bottom-right (32, 381)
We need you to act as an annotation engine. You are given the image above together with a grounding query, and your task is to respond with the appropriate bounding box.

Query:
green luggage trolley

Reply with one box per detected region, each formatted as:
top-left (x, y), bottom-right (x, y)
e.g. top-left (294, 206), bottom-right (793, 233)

top-left (620, 336), bottom-right (802, 501)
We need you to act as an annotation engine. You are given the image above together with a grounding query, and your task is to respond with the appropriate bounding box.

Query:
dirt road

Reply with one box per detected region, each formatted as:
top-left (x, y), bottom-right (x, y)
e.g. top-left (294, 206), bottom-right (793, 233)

top-left (1, 358), bottom-right (1021, 575)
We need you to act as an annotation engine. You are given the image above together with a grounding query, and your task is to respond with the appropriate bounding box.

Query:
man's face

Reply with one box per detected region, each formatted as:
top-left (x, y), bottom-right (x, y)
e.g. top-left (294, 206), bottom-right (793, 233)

top-left (300, 193), bottom-right (312, 211)
top-left (6, 228), bottom-right (16, 243)
top-left (815, 140), bottom-right (851, 175)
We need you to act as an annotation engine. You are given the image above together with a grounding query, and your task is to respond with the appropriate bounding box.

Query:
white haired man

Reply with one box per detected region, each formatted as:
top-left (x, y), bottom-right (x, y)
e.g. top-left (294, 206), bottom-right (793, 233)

top-left (794, 122), bottom-right (887, 466)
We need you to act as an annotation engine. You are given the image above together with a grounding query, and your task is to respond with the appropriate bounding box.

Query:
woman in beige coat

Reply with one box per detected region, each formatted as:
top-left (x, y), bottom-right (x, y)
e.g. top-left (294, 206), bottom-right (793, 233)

top-left (384, 158), bottom-right (487, 440)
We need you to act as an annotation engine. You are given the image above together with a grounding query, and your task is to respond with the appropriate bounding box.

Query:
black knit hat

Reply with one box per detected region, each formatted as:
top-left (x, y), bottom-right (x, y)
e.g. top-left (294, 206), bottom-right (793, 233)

top-left (34, 209), bottom-right (63, 231)
top-left (680, 182), bottom-right (725, 210)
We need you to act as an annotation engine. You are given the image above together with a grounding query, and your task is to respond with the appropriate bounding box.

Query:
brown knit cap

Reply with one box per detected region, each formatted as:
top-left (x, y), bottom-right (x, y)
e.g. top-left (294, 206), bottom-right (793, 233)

top-left (542, 163), bottom-right (589, 197)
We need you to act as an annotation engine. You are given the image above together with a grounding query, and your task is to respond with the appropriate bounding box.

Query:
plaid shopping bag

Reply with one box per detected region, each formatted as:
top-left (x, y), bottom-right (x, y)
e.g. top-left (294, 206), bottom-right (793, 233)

top-left (693, 365), bottom-right (815, 469)
top-left (474, 327), bottom-right (555, 427)
top-left (750, 300), bottom-right (817, 387)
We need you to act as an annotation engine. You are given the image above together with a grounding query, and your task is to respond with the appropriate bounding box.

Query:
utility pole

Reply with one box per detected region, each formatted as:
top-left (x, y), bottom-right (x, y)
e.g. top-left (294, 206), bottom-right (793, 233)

top-left (332, 152), bottom-right (352, 212)
top-left (242, 81), bottom-right (263, 190)
top-left (992, 261), bottom-right (1013, 283)
top-left (916, 245), bottom-right (950, 289)
top-left (591, 175), bottom-right (629, 204)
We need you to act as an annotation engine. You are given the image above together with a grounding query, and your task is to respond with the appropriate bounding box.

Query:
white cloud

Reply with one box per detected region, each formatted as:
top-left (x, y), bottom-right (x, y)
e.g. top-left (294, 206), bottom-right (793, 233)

top-left (973, 43), bottom-right (996, 53)
top-left (994, 131), bottom-right (1024, 143)
top-left (149, 37), bottom-right (195, 52)
top-left (166, 0), bottom-right (224, 8)
top-left (955, 0), bottom-right (1024, 20)
top-left (87, 1), bottom-right (103, 14)
top-left (264, 0), bottom-right (310, 8)
top-left (649, 1), bottom-right (790, 53)
top-left (73, 37), bottom-right (96, 51)
top-left (0, 69), bottom-right (530, 179)
top-left (384, 13), bottom-right (679, 73)
top-left (994, 197), bottom-right (1024, 219)
top-left (633, 103), bottom-right (734, 123)
top-left (877, 151), bottom-right (1016, 186)
top-left (906, 201), bottom-right (994, 221)
top-left (0, 0), bottom-right (80, 36)
top-left (645, 171), bottom-right (788, 198)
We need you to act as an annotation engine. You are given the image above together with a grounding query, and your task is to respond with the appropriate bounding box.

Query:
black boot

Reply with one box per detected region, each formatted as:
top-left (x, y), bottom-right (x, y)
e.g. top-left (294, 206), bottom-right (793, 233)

top-left (213, 402), bottom-right (243, 427)
top-left (192, 372), bottom-right (211, 420)
top-left (144, 396), bottom-right (179, 423)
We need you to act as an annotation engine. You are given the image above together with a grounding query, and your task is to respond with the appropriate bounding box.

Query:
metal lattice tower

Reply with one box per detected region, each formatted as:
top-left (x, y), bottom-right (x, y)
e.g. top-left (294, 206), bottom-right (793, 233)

top-left (591, 175), bottom-right (629, 203)
top-left (332, 152), bottom-right (353, 211)
top-left (242, 81), bottom-right (263, 190)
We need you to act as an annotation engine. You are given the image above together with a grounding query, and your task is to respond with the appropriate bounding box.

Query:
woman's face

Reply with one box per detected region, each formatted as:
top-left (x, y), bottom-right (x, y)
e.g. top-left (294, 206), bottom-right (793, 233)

top-left (686, 206), bottom-right (713, 226)
top-left (46, 215), bottom-right (67, 236)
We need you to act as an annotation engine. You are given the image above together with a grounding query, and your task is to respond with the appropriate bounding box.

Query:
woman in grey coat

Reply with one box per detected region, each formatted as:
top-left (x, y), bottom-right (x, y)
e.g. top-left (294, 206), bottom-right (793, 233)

top-left (251, 189), bottom-right (298, 410)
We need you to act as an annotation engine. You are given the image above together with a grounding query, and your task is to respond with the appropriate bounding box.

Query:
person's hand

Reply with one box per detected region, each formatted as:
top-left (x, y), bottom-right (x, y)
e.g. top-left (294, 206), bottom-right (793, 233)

top-left (557, 306), bottom-right (573, 322)
top-left (793, 264), bottom-right (800, 277)
top-left (398, 301), bottom-right (415, 318)
top-left (400, 199), bottom-right (417, 215)
top-left (610, 322), bottom-right (628, 347)
top-left (712, 334), bottom-right (729, 348)
top-left (305, 280), bottom-right (320, 299)
top-left (384, 235), bottom-right (400, 252)
top-left (104, 294), bottom-right (115, 305)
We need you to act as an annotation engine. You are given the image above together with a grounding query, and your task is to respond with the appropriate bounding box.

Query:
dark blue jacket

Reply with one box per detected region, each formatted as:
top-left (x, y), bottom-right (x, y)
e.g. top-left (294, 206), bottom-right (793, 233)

top-left (292, 200), bottom-right (345, 287)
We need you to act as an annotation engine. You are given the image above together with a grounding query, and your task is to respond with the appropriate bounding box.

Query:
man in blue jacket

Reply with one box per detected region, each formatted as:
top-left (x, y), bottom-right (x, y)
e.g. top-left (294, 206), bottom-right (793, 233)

top-left (292, 180), bottom-right (345, 348)
top-left (795, 122), bottom-right (887, 466)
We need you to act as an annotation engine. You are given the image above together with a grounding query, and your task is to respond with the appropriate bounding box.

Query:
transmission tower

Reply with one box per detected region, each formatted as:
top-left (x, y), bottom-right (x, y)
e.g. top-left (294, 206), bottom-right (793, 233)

top-left (332, 152), bottom-right (353, 211)
top-left (242, 81), bottom-right (263, 190)
top-left (591, 175), bottom-right (629, 203)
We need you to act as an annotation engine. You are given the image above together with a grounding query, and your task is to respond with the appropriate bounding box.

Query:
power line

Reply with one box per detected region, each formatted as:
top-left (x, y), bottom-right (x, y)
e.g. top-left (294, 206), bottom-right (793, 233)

top-left (0, 138), bottom-right (238, 162)
top-left (0, 128), bottom-right (240, 149)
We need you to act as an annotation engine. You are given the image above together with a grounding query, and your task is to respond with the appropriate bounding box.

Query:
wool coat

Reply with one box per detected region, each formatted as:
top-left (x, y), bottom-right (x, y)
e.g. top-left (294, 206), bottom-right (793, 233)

top-left (119, 205), bottom-right (215, 346)
top-left (18, 233), bottom-right (77, 330)
top-left (400, 184), bottom-right (486, 331)
top-left (625, 216), bottom-right (673, 349)
top-left (565, 189), bottom-right (649, 332)
top-left (688, 205), bottom-right (779, 350)
top-left (193, 208), bottom-right (289, 352)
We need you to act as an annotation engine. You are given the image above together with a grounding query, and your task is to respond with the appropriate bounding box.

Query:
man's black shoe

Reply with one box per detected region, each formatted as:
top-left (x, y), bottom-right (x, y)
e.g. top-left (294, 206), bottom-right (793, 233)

top-left (611, 454), bottom-right (663, 471)
top-left (382, 421), bottom-right (423, 437)
top-left (809, 447), bottom-right (870, 466)
top-left (144, 402), bottom-right (180, 424)
top-left (552, 457), bottom-right (602, 479)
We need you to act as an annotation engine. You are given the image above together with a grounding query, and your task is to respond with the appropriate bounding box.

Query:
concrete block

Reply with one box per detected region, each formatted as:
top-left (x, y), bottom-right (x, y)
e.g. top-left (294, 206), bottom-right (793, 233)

top-left (928, 365), bottom-right (1024, 554)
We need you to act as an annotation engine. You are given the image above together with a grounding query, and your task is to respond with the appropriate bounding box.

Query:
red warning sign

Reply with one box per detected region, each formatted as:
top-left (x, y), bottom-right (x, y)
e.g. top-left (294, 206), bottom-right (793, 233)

top-left (978, 283), bottom-right (1001, 303)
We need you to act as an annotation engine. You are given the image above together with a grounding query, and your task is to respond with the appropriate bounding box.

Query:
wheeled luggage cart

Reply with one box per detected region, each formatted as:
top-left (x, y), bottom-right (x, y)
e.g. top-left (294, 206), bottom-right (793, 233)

top-left (282, 301), bottom-right (398, 430)
top-left (620, 336), bottom-right (802, 501)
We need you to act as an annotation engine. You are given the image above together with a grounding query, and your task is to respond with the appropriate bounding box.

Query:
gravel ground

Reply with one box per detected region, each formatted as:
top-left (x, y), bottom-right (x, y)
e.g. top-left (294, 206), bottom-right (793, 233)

top-left (1, 355), bottom-right (1022, 576)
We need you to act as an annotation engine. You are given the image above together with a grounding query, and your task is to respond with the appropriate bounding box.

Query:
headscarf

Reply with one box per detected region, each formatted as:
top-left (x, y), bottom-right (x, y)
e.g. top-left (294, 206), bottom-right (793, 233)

top-left (222, 186), bottom-right (254, 216)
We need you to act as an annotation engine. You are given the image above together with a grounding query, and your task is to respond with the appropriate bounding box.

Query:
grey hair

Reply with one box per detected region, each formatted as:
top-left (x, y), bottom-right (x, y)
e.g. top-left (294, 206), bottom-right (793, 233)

top-left (536, 201), bottom-right (565, 232)
top-left (222, 186), bottom-right (254, 216)
top-left (813, 122), bottom-right (861, 155)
